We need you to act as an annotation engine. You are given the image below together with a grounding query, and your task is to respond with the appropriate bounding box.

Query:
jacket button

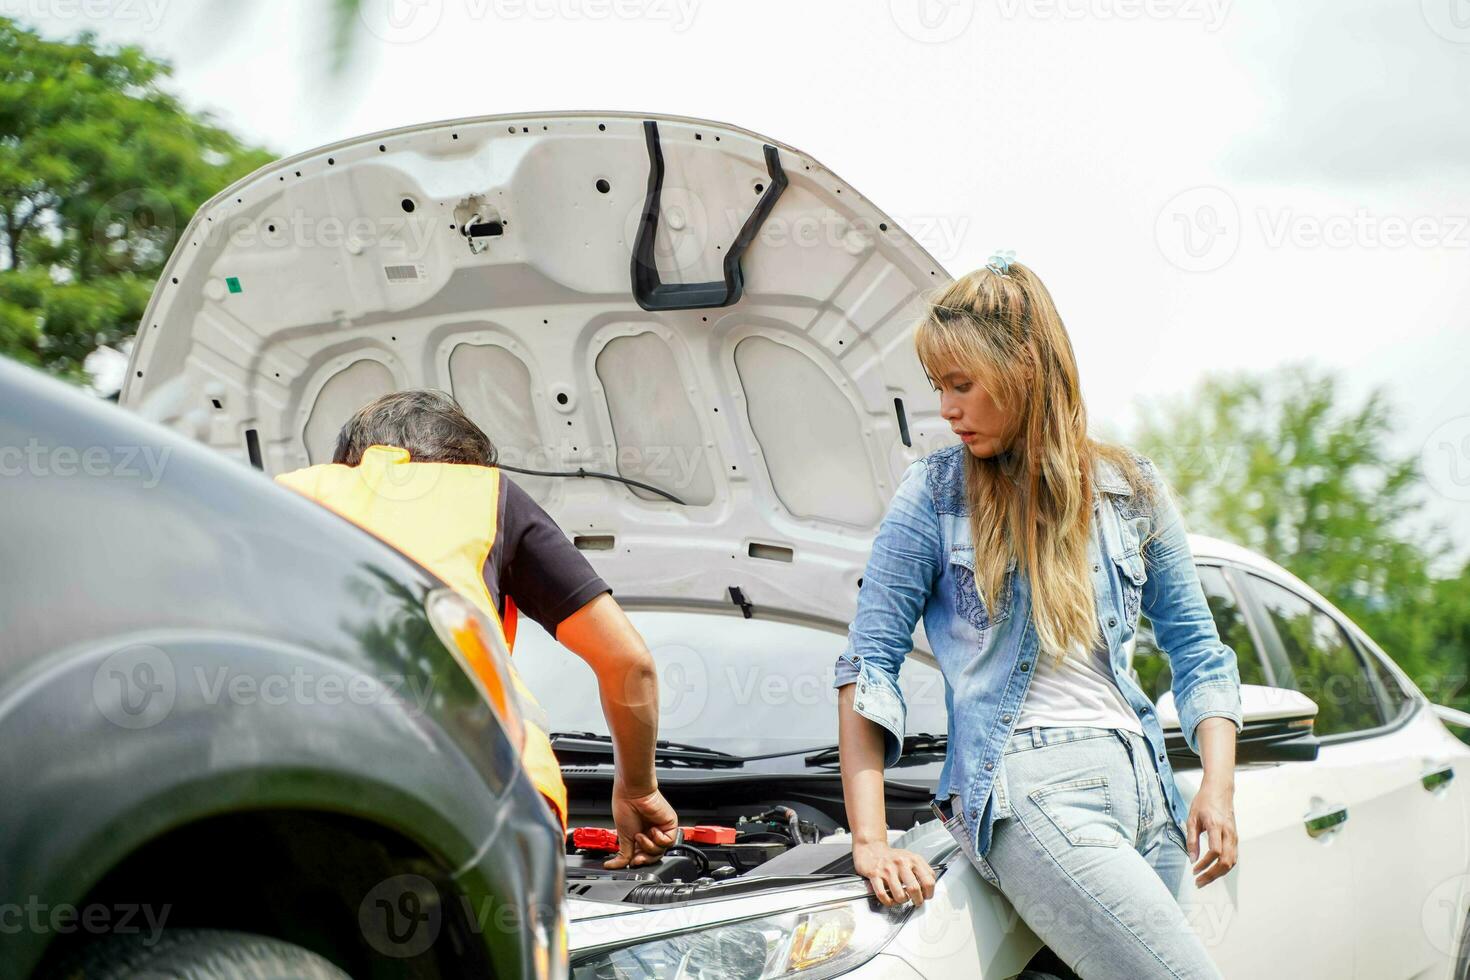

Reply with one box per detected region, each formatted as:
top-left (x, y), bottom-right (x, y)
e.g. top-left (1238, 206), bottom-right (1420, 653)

top-left (985, 762), bottom-right (994, 771)
top-left (1108, 617), bottom-right (1118, 628)
top-left (1158, 753), bottom-right (1165, 762)
top-left (1020, 662), bottom-right (1030, 672)
top-left (1002, 714), bottom-right (1012, 723)
top-left (1093, 564), bottom-right (1101, 573)
top-left (1141, 706), bottom-right (1150, 715)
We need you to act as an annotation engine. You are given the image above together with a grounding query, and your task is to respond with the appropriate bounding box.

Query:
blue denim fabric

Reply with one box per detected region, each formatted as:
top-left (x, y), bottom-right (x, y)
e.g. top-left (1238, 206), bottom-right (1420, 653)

top-left (941, 726), bottom-right (1225, 979)
top-left (833, 446), bottom-right (1242, 858)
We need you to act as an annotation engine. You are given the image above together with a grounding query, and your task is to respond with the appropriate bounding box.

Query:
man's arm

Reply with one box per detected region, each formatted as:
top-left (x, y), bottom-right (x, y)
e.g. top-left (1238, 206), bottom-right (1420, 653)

top-left (555, 593), bottom-right (678, 868)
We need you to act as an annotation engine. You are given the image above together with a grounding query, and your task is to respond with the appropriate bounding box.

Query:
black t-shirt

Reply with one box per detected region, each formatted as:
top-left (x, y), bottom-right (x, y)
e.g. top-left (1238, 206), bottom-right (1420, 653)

top-left (483, 475), bottom-right (611, 634)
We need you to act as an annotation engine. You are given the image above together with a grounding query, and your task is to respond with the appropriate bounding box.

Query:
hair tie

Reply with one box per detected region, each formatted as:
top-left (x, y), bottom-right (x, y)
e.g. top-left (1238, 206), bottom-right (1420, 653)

top-left (986, 249), bottom-right (1016, 276)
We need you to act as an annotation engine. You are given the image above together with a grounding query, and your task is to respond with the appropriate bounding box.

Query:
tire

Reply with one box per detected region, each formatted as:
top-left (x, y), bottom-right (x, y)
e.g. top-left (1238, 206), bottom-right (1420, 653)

top-left (49, 928), bottom-right (351, 980)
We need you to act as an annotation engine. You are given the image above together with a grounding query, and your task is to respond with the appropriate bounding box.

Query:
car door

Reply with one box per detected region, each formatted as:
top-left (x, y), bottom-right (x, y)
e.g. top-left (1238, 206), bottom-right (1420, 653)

top-left (1244, 571), bottom-right (1469, 979)
top-left (1130, 563), bottom-right (1357, 978)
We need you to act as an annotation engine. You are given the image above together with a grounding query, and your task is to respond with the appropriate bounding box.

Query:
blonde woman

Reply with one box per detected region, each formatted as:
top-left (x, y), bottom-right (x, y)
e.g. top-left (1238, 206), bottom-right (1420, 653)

top-left (834, 260), bottom-right (1241, 979)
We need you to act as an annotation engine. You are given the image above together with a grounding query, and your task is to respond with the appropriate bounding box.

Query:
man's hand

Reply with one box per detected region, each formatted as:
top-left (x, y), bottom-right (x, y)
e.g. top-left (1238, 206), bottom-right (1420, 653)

top-left (852, 840), bottom-right (936, 907)
top-left (603, 783), bottom-right (679, 869)
top-left (1186, 779), bottom-right (1238, 888)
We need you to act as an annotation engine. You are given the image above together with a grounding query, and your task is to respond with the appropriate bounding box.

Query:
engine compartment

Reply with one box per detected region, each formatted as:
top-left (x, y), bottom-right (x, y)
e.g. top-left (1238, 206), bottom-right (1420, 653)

top-left (563, 803), bottom-right (859, 905)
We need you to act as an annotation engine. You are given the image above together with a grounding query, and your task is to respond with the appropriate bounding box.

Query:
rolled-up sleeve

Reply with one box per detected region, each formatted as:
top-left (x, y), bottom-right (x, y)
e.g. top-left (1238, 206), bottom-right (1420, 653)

top-left (834, 459), bottom-right (942, 768)
top-left (1137, 456), bottom-right (1244, 756)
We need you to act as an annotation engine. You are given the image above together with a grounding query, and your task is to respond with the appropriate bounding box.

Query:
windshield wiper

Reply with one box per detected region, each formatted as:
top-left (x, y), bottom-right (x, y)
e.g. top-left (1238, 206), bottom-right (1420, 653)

top-left (802, 732), bottom-right (948, 767)
top-left (549, 731), bottom-right (744, 769)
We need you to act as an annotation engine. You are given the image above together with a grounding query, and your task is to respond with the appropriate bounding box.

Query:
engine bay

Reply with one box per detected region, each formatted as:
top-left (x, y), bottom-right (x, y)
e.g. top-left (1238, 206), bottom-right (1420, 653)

top-left (563, 804), bottom-right (861, 906)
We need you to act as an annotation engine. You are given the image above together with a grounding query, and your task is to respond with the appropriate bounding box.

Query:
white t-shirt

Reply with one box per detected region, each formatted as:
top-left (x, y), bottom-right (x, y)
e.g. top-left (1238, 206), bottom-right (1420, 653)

top-left (1013, 637), bottom-right (1145, 735)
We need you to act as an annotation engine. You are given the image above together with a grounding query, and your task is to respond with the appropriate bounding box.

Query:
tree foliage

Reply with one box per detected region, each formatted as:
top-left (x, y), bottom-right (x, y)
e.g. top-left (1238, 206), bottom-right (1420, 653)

top-left (0, 18), bottom-right (273, 380)
top-left (1133, 364), bottom-right (1470, 728)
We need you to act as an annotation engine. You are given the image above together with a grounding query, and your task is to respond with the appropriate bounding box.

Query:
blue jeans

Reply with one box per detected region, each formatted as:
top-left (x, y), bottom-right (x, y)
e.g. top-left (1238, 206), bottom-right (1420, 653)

top-left (938, 726), bottom-right (1223, 980)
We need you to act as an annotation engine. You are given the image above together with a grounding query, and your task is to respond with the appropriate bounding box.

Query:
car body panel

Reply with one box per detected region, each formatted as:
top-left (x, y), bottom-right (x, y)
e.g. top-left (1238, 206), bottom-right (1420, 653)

top-left (0, 359), bottom-right (563, 978)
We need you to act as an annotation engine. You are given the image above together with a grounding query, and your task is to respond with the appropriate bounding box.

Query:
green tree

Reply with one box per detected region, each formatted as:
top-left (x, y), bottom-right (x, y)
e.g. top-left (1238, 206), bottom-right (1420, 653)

top-left (1130, 364), bottom-right (1469, 729)
top-left (0, 18), bottom-right (273, 380)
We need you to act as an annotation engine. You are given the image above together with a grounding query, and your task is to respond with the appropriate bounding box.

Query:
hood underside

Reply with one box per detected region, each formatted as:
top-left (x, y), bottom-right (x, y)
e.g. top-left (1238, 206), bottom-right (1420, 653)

top-left (121, 111), bottom-right (955, 628)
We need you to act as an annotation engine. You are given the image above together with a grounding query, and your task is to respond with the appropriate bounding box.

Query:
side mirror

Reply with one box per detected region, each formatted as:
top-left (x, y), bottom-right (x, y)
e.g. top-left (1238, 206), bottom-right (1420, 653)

top-left (1154, 684), bottom-right (1320, 768)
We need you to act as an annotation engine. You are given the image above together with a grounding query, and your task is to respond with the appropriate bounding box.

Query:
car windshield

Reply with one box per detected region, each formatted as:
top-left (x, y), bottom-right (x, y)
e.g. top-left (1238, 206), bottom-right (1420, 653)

top-left (513, 610), bottom-right (949, 758)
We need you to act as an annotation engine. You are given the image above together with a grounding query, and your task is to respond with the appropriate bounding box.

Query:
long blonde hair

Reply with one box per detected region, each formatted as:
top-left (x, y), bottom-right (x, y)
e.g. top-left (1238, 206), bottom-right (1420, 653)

top-left (914, 262), bottom-right (1150, 664)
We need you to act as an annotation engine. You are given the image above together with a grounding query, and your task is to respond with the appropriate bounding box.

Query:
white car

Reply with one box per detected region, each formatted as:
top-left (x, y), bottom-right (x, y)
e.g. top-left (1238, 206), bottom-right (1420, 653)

top-left (124, 111), bottom-right (1470, 979)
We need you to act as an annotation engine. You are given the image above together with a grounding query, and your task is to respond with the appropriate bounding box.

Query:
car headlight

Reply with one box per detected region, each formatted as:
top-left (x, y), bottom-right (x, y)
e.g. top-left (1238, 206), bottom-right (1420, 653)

top-left (425, 587), bottom-right (525, 752)
top-left (570, 896), bottom-right (911, 979)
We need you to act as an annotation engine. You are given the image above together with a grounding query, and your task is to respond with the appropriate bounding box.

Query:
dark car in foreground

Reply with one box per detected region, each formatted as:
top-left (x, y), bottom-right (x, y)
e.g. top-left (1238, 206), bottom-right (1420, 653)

top-left (0, 359), bottom-right (565, 979)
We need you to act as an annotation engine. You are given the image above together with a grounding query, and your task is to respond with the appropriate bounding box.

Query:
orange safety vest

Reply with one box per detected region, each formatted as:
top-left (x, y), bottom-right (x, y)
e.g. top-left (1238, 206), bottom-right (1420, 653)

top-left (275, 444), bottom-right (568, 826)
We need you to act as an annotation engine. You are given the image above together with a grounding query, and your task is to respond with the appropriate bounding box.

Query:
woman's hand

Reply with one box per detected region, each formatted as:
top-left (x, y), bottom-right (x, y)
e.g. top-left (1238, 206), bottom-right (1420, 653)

top-left (1185, 778), bottom-right (1237, 888)
top-left (852, 840), bottom-right (937, 907)
top-left (1186, 715), bottom-right (1239, 888)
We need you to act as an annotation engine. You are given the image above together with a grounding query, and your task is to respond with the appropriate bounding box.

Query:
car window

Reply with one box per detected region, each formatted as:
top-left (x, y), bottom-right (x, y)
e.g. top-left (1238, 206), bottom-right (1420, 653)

top-left (1132, 564), bottom-right (1267, 702)
top-left (513, 610), bottom-right (950, 757)
top-left (1363, 645), bottom-right (1412, 720)
top-left (1246, 575), bottom-right (1385, 737)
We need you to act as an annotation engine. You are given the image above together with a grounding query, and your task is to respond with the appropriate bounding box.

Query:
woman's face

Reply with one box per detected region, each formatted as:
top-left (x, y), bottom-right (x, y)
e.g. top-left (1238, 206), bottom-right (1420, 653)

top-left (930, 366), bottom-right (1012, 459)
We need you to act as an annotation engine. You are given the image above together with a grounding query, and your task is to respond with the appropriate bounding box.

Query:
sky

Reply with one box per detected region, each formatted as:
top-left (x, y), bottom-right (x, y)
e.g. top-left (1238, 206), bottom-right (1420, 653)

top-left (16, 0), bottom-right (1470, 561)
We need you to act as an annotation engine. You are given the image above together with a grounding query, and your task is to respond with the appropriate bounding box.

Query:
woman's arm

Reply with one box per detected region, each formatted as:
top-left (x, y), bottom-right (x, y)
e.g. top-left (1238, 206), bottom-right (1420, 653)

top-left (840, 684), bottom-right (935, 907)
top-left (1136, 455), bottom-right (1243, 886)
top-left (834, 459), bottom-right (942, 906)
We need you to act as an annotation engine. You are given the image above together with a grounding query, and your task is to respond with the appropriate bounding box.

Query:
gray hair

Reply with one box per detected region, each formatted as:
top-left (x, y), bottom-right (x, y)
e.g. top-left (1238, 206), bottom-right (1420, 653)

top-left (333, 389), bottom-right (497, 466)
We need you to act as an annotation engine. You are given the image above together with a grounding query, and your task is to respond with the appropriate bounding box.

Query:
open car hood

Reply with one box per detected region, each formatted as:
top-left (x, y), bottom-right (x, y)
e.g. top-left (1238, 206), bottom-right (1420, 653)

top-left (121, 111), bottom-right (954, 629)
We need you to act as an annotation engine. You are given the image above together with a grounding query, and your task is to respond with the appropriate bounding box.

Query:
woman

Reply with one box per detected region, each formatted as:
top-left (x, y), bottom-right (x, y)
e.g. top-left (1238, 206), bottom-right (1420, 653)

top-left (834, 260), bottom-right (1242, 979)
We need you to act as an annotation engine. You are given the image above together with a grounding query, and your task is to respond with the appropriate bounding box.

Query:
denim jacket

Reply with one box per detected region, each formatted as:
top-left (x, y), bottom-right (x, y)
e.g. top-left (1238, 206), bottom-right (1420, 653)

top-left (833, 445), bottom-right (1243, 856)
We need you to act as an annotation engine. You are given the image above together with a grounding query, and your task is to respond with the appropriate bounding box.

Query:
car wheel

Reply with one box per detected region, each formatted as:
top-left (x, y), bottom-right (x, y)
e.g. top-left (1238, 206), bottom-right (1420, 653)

top-left (49, 928), bottom-right (351, 979)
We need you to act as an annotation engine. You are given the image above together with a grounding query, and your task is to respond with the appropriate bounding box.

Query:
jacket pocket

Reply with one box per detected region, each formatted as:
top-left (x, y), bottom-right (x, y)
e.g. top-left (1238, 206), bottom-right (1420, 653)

top-left (949, 547), bottom-right (1013, 633)
top-left (1113, 550), bottom-right (1147, 623)
top-left (1027, 775), bottom-right (1122, 847)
